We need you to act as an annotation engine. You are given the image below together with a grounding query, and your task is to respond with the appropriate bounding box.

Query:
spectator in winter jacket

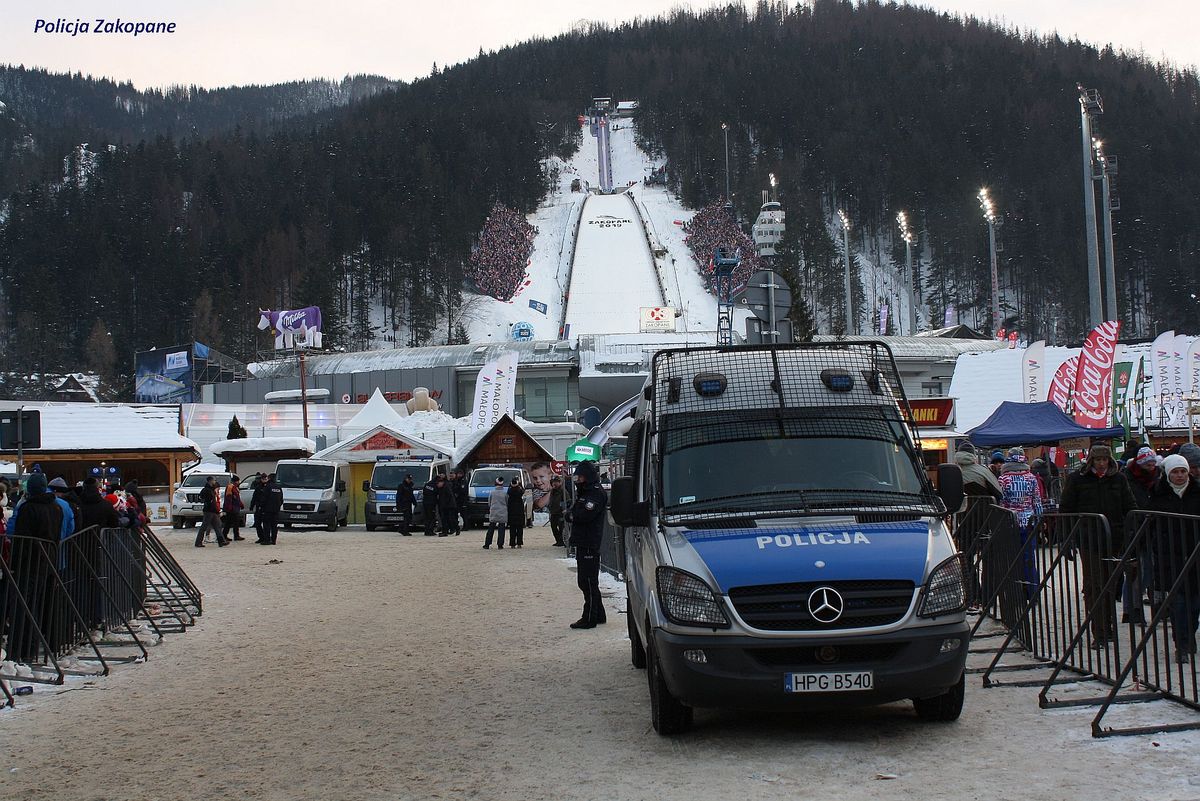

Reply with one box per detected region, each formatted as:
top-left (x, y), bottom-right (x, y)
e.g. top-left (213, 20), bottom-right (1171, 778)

top-left (483, 477), bottom-right (508, 548)
top-left (48, 477), bottom-right (81, 534)
top-left (1120, 447), bottom-right (1159, 624)
top-left (195, 475), bottom-right (228, 548)
top-left (78, 478), bottom-right (119, 530)
top-left (507, 477), bottom-right (526, 548)
top-left (1059, 445), bottom-right (1137, 645)
top-left (549, 476), bottom-right (566, 546)
top-left (1146, 454), bottom-right (1200, 662)
top-left (1180, 443), bottom-right (1200, 482)
top-left (998, 448), bottom-right (1044, 596)
top-left (222, 476), bottom-right (245, 541)
top-left (955, 447), bottom-right (1002, 505)
top-left (124, 480), bottom-right (147, 521)
top-left (422, 476), bottom-right (440, 536)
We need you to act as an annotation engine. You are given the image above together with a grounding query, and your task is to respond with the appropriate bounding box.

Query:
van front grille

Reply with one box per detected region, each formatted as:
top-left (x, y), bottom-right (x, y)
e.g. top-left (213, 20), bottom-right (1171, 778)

top-left (728, 580), bottom-right (915, 631)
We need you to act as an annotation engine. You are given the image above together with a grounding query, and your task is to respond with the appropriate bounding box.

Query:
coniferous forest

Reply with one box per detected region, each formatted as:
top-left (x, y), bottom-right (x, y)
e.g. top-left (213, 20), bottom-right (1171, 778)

top-left (2, 0), bottom-right (1199, 394)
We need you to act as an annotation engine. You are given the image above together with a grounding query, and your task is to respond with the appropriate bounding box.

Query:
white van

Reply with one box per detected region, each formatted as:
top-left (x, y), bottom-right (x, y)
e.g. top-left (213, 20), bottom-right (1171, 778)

top-left (274, 459), bottom-right (350, 531)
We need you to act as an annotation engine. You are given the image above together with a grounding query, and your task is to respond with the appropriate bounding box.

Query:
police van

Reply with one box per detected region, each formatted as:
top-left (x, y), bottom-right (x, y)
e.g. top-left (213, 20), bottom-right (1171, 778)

top-left (464, 465), bottom-right (534, 528)
top-left (609, 343), bottom-right (967, 734)
top-left (362, 456), bottom-right (450, 531)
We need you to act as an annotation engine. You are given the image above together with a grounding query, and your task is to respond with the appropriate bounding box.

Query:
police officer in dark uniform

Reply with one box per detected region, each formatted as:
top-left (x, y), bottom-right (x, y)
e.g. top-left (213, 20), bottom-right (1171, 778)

top-left (567, 460), bottom-right (607, 629)
top-left (258, 474), bottom-right (284, 545)
top-left (421, 475), bottom-right (440, 536)
top-left (396, 474), bottom-right (416, 535)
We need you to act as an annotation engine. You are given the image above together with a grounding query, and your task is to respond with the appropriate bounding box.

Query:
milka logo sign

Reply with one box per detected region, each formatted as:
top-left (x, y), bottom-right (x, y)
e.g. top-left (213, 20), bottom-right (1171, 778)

top-left (1074, 320), bottom-right (1121, 427)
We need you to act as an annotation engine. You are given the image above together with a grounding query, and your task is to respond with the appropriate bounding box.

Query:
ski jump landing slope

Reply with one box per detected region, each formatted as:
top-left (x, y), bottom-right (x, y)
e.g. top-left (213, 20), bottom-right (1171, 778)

top-left (563, 191), bottom-right (664, 337)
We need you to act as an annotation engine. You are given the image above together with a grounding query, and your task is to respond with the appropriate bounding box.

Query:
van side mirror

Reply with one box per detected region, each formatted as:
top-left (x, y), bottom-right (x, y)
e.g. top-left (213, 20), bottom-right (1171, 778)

top-left (361, 479), bottom-right (370, 492)
top-left (936, 463), bottom-right (964, 514)
top-left (336, 480), bottom-right (347, 493)
top-left (610, 476), bottom-right (649, 527)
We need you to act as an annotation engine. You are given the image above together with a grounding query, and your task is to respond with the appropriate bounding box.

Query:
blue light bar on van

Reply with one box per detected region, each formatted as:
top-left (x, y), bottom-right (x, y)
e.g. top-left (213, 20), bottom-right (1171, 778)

top-left (820, 369), bottom-right (855, 392)
top-left (693, 372), bottom-right (727, 398)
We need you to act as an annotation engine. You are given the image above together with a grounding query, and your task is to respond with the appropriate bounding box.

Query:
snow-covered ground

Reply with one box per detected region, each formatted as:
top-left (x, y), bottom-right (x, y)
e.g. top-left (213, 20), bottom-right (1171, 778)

top-left (4, 529), bottom-right (1198, 800)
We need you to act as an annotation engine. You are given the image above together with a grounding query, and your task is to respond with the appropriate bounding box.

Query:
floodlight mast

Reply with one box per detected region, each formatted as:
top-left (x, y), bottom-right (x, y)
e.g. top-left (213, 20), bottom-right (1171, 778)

top-left (978, 188), bottom-right (1000, 336)
top-left (1079, 85), bottom-right (1105, 328)
top-left (898, 210), bottom-right (916, 335)
top-left (1094, 139), bottom-right (1120, 323)
top-left (838, 209), bottom-right (854, 335)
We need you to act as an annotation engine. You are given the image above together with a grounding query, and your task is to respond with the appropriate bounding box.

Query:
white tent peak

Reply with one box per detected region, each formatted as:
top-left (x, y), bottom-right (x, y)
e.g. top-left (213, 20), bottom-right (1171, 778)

top-left (344, 388), bottom-right (408, 430)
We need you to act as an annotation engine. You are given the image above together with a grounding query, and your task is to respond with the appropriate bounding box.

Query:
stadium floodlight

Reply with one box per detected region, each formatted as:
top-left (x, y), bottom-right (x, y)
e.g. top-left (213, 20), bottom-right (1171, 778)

top-left (838, 209), bottom-right (854, 334)
top-left (1078, 85), bottom-right (1104, 327)
top-left (1093, 139), bottom-right (1119, 322)
top-left (898, 211), bottom-right (916, 334)
top-left (979, 188), bottom-right (1000, 335)
top-left (721, 122), bottom-right (731, 203)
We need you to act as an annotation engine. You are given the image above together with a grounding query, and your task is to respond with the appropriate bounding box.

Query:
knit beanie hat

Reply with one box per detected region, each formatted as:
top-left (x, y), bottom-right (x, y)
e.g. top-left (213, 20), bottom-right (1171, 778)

top-left (1179, 443), bottom-right (1200, 470)
top-left (1008, 446), bottom-right (1026, 463)
top-left (956, 441), bottom-right (976, 454)
top-left (27, 473), bottom-right (48, 494)
top-left (1135, 446), bottom-right (1157, 468)
top-left (1163, 454), bottom-right (1190, 489)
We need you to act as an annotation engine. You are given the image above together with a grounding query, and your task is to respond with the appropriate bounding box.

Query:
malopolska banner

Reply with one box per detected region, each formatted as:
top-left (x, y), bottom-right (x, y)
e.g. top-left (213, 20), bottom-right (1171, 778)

top-left (1021, 340), bottom-right (1045, 403)
top-left (1073, 320), bottom-right (1122, 429)
top-left (470, 351), bottom-right (520, 432)
top-left (1171, 333), bottom-right (1192, 428)
top-left (1150, 329), bottom-right (1176, 425)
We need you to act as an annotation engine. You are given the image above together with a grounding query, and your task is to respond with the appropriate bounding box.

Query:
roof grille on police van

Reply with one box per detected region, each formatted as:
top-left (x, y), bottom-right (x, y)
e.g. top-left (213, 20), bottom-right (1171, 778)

top-left (650, 343), bottom-right (917, 429)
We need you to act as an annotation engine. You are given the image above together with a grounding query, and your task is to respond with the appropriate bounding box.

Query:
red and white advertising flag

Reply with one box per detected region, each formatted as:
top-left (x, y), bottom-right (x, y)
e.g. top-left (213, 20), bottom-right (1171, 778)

top-left (1073, 320), bottom-right (1122, 428)
top-left (1048, 355), bottom-right (1079, 412)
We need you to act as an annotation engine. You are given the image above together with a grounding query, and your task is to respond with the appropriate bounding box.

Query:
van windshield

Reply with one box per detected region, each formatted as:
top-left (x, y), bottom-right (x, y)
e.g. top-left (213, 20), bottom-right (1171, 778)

top-left (183, 474), bottom-right (227, 488)
top-left (372, 464), bottom-right (432, 488)
top-left (660, 406), bottom-right (934, 520)
top-left (276, 464), bottom-right (335, 489)
top-left (471, 469), bottom-right (517, 487)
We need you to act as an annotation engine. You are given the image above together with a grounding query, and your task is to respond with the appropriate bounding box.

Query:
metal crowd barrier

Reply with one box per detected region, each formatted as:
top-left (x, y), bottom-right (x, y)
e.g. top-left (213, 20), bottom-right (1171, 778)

top-left (957, 498), bottom-right (1200, 738)
top-left (1, 523), bottom-right (200, 705)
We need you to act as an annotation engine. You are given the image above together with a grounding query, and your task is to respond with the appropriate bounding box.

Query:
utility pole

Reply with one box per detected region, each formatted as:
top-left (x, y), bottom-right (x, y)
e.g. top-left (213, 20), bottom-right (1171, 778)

top-left (1078, 85), bottom-right (1104, 328)
top-left (838, 209), bottom-right (854, 335)
top-left (1095, 141), bottom-right (1120, 322)
top-left (721, 122), bottom-right (731, 205)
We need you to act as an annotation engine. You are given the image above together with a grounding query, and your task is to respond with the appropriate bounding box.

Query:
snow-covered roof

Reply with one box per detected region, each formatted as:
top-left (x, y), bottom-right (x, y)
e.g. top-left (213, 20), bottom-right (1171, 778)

top-left (813, 335), bottom-right (1007, 361)
top-left (579, 331), bottom-right (719, 377)
top-left (250, 341), bottom-right (575, 378)
top-left (312, 424), bottom-right (451, 461)
top-left (343, 388), bottom-right (407, 429)
top-left (210, 436), bottom-right (316, 456)
top-left (264, 388), bottom-right (330, 401)
top-left (0, 403), bottom-right (199, 455)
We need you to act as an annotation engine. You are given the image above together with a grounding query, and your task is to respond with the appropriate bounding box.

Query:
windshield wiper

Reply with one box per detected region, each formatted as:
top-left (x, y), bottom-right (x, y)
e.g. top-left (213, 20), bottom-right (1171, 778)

top-left (663, 488), bottom-right (810, 515)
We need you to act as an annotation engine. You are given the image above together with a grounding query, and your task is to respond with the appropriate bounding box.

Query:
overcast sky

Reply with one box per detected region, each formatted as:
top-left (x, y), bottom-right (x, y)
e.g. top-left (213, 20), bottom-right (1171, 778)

top-left (1, 0), bottom-right (1196, 89)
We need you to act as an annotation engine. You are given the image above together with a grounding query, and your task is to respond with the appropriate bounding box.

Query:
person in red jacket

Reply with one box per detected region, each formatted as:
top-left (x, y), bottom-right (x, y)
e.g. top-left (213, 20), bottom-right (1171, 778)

top-left (221, 475), bottom-right (245, 542)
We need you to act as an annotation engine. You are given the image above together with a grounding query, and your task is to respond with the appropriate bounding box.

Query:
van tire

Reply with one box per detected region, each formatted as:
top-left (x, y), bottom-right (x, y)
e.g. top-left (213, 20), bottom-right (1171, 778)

top-left (628, 602), bottom-right (646, 669)
top-left (647, 637), bottom-right (692, 735)
top-left (172, 516), bottom-right (184, 529)
top-left (326, 514), bottom-right (338, 532)
top-left (366, 524), bottom-right (377, 532)
top-left (913, 674), bottom-right (965, 722)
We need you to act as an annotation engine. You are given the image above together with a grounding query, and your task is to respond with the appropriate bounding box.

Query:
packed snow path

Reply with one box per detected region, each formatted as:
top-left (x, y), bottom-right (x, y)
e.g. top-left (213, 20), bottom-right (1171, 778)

top-left (563, 191), bottom-right (665, 336)
top-left (3, 527), bottom-right (1197, 800)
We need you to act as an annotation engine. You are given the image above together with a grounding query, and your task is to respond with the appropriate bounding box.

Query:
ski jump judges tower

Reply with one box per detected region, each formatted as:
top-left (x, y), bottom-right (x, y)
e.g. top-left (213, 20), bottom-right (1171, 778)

top-left (588, 97), bottom-right (614, 193)
top-left (713, 247), bottom-right (741, 346)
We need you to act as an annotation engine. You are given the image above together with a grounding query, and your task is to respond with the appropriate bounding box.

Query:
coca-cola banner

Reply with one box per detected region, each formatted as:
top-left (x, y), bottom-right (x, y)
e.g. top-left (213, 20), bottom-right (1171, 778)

top-left (1021, 341), bottom-right (1045, 403)
top-left (1048, 355), bottom-right (1079, 412)
top-left (1073, 320), bottom-right (1122, 429)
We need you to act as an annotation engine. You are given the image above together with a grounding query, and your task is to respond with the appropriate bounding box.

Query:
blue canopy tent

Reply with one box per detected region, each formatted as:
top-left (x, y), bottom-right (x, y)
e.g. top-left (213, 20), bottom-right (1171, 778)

top-left (966, 401), bottom-right (1125, 447)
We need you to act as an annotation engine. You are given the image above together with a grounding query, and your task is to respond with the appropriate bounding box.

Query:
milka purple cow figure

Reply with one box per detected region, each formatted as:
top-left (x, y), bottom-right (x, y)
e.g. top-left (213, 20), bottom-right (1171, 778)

top-left (258, 306), bottom-right (324, 349)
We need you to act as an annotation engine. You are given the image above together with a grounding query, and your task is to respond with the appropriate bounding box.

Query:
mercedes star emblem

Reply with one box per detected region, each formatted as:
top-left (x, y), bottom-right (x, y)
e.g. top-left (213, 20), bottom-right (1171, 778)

top-left (808, 587), bottom-right (845, 624)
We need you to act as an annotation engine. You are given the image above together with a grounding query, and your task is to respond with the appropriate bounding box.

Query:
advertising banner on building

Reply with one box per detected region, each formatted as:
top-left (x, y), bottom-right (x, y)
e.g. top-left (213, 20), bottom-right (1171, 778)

top-left (1021, 341), bottom-right (1045, 403)
top-left (134, 345), bottom-right (194, 403)
top-left (1172, 333), bottom-right (1192, 428)
top-left (1073, 320), bottom-right (1122, 429)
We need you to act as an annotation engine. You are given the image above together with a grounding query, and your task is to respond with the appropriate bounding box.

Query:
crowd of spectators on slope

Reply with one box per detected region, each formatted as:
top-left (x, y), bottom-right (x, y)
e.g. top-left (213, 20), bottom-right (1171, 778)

top-left (683, 201), bottom-right (759, 292)
top-left (468, 203), bottom-right (538, 301)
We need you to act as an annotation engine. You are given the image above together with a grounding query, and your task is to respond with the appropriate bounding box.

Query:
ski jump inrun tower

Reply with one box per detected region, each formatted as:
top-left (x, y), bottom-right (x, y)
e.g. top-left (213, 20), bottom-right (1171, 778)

top-left (588, 97), bottom-right (614, 193)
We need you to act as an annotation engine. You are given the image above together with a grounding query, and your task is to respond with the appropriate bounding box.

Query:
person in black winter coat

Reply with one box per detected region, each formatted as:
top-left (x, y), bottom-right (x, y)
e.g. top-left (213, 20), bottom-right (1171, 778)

top-left (78, 479), bottom-right (119, 530)
top-left (451, 470), bottom-right (469, 530)
top-left (435, 476), bottom-right (458, 537)
top-left (506, 477), bottom-right (525, 547)
top-left (422, 477), bottom-right (440, 536)
top-left (1146, 454), bottom-right (1200, 661)
top-left (257, 475), bottom-right (284, 545)
top-left (395, 474), bottom-right (416, 535)
top-left (249, 474), bottom-right (266, 542)
top-left (567, 461), bottom-right (607, 628)
top-left (195, 476), bottom-right (228, 548)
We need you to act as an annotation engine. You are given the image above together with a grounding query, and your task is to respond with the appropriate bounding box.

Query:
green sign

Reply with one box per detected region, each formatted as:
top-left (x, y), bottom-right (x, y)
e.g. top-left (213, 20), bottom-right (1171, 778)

top-left (1111, 361), bottom-right (1133, 430)
top-left (566, 439), bottom-right (599, 462)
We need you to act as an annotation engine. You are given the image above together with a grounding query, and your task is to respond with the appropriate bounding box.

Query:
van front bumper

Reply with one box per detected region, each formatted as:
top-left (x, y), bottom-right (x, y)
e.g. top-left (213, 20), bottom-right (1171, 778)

top-left (279, 500), bottom-right (337, 523)
top-left (651, 620), bottom-right (968, 709)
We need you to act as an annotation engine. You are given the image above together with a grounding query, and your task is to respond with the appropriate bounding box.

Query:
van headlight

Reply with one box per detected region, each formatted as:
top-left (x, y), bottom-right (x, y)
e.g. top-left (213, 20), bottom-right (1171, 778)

top-left (656, 567), bottom-right (730, 628)
top-left (918, 556), bottom-right (966, 618)
top-left (321, 489), bottom-right (335, 501)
